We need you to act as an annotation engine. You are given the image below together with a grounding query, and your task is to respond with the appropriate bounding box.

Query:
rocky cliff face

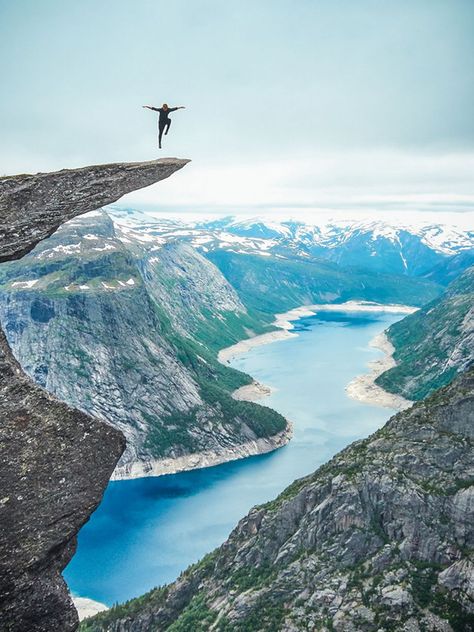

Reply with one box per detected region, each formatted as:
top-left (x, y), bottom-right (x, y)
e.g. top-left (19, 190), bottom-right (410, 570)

top-left (0, 158), bottom-right (188, 631)
top-left (0, 210), bottom-right (289, 478)
top-left (82, 369), bottom-right (474, 632)
top-left (377, 266), bottom-right (474, 400)
top-left (0, 158), bottom-right (189, 262)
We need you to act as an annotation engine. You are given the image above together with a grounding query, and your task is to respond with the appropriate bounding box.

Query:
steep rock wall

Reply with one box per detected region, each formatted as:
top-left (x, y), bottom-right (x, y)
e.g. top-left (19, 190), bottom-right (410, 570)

top-left (0, 158), bottom-right (188, 631)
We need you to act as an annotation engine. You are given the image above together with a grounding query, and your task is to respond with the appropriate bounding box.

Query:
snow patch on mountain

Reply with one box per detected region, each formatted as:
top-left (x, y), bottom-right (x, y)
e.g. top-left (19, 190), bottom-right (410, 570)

top-left (106, 209), bottom-right (474, 279)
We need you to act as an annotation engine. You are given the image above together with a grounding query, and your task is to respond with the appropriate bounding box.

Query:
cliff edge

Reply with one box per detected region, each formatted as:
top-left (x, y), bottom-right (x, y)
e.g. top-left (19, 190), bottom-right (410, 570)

top-left (0, 158), bottom-right (189, 631)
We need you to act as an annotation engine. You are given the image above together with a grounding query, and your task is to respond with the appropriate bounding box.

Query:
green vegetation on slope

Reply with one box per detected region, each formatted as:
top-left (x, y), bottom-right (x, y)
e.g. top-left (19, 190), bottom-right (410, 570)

top-left (206, 250), bottom-right (442, 315)
top-left (142, 302), bottom-right (287, 455)
top-left (376, 266), bottom-right (474, 400)
top-left (0, 218), bottom-right (288, 467)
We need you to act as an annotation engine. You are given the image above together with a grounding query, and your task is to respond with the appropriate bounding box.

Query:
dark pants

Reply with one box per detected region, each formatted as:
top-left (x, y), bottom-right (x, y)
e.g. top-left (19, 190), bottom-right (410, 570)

top-left (158, 119), bottom-right (171, 147)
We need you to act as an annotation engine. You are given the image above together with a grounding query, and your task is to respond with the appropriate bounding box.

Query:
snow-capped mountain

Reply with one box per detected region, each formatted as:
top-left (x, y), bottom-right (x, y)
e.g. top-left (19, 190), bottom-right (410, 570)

top-left (108, 209), bottom-right (474, 281)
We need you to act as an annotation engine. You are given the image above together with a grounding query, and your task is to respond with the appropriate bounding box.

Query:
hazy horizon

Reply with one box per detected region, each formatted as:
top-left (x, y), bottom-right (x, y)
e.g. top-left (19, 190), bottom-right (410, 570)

top-left (107, 206), bottom-right (474, 233)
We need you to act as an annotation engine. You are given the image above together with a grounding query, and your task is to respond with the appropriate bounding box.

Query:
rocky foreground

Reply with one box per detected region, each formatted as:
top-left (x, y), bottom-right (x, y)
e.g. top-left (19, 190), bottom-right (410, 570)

top-left (83, 368), bottom-right (474, 632)
top-left (0, 159), bottom-right (189, 632)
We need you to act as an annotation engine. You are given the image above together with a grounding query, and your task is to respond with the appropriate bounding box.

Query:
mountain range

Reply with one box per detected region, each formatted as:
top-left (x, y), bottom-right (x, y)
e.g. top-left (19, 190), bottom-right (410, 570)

top-left (0, 209), bottom-right (463, 477)
top-left (108, 210), bottom-right (474, 281)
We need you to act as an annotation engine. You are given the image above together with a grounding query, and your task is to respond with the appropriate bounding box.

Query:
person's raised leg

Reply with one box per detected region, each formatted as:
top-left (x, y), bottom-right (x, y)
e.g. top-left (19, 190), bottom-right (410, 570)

top-left (165, 119), bottom-right (171, 135)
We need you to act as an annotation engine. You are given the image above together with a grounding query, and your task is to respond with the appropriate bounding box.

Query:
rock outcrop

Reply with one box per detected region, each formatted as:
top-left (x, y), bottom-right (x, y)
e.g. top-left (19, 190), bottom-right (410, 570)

top-left (0, 158), bottom-right (189, 262)
top-left (0, 158), bottom-right (189, 631)
top-left (82, 368), bottom-right (474, 631)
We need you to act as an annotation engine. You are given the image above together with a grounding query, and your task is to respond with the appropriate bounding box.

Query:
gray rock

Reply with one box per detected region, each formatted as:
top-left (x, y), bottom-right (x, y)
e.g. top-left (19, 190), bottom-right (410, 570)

top-left (0, 158), bottom-right (189, 631)
top-left (0, 158), bottom-right (189, 262)
top-left (84, 369), bottom-right (474, 631)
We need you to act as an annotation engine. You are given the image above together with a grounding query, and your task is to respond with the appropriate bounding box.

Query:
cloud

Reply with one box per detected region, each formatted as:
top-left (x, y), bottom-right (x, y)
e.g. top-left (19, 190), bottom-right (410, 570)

top-left (118, 150), bottom-right (474, 215)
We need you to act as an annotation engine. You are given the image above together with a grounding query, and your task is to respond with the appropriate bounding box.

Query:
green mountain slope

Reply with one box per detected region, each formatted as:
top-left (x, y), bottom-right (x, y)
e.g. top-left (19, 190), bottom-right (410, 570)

top-left (0, 212), bottom-right (288, 477)
top-left (206, 250), bottom-right (442, 315)
top-left (376, 266), bottom-right (474, 401)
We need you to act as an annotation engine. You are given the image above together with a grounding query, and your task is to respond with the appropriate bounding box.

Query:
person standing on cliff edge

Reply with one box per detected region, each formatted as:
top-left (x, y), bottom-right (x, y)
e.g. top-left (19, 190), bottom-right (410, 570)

top-left (142, 103), bottom-right (186, 149)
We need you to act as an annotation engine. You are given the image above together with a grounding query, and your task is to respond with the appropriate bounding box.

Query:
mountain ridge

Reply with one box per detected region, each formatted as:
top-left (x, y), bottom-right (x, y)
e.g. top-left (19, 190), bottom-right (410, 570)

top-left (107, 211), bottom-right (474, 281)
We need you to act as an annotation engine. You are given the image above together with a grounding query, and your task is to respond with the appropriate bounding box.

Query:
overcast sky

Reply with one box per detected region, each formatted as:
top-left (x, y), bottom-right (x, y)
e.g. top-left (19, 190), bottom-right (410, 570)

top-left (1, 0), bottom-right (473, 217)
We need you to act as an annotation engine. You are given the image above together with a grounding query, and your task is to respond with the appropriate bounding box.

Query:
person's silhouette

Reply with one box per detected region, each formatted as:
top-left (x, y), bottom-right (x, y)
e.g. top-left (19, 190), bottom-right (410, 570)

top-left (143, 103), bottom-right (186, 149)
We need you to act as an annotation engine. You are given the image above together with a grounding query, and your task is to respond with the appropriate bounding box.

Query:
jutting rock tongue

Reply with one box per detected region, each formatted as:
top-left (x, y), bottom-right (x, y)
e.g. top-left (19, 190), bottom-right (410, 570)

top-left (0, 157), bottom-right (190, 262)
top-left (0, 158), bottom-right (189, 632)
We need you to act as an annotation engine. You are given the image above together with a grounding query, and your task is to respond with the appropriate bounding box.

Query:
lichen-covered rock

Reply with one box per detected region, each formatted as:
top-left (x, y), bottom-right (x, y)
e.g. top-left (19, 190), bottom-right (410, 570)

top-left (0, 159), bottom-right (189, 631)
top-left (0, 328), bottom-right (125, 631)
top-left (82, 369), bottom-right (474, 632)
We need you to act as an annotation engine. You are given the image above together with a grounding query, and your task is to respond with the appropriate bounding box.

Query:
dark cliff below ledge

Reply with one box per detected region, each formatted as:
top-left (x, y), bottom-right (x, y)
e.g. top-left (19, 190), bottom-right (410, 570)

top-left (0, 158), bottom-right (189, 632)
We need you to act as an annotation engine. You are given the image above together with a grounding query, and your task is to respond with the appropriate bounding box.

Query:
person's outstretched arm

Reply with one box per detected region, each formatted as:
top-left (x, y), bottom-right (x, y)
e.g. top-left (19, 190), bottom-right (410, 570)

top-left (142, 105), bottom-right (160, 111)
top-left (169, 106), bottom-right (186, 112)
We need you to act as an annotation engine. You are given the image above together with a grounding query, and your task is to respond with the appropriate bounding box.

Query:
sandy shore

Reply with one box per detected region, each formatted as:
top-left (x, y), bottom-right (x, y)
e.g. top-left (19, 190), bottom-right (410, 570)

top-left (219, 301), bottom-right (417, 366)
top-left (346, 332), bottom-right (413, 411)
top-left (217, 329), bottom-right (297, 364)
top-left (73, 596), bottom-right (108, 621)
top-left (232, 380), bottom-right (275, 402)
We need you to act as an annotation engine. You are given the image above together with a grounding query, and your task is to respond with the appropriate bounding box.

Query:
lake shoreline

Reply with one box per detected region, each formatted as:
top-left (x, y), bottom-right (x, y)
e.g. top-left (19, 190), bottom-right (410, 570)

top-left (218, 300), bottom-right (417, 365)
top-left (346, 331), bottom-right (413, 411)
top-left (219, 301), bottom-right (417, 405)
top-left (111, 424), bottom-right (293, 480)
top-left (113, 301), bottom-right (416, 480)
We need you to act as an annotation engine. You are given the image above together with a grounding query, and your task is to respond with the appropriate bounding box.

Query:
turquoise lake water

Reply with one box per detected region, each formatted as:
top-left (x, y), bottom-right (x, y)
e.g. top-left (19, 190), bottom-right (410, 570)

top-left (64, 310), bottom-right (402, 606)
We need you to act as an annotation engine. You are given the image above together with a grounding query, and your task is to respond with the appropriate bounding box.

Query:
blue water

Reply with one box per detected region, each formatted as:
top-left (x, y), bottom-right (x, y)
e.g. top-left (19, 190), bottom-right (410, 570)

top-left (64, 310), bottom-right (402, 605)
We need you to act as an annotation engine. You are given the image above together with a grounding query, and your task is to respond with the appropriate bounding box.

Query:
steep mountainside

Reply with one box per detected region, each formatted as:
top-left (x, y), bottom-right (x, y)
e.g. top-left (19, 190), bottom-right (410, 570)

top-left (376, 266), bottom-right (474, 401)
top-left (138, 238), bottom-right (273, 349)
top-left (81, 368), bottom-right (474, 632)
top-left (0, 159), bottom-right (188, 632)
top-left (423, 251), bottom-right (474, 286)
top-left (0, 212), bottom-right (288, 478)
top-left (206, 250), bottom-right (441, 314)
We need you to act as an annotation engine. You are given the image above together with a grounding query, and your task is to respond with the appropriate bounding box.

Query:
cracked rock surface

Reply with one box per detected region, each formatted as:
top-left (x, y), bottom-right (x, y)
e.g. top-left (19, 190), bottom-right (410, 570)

top-left (0, 158), bottom-right (189, 631)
